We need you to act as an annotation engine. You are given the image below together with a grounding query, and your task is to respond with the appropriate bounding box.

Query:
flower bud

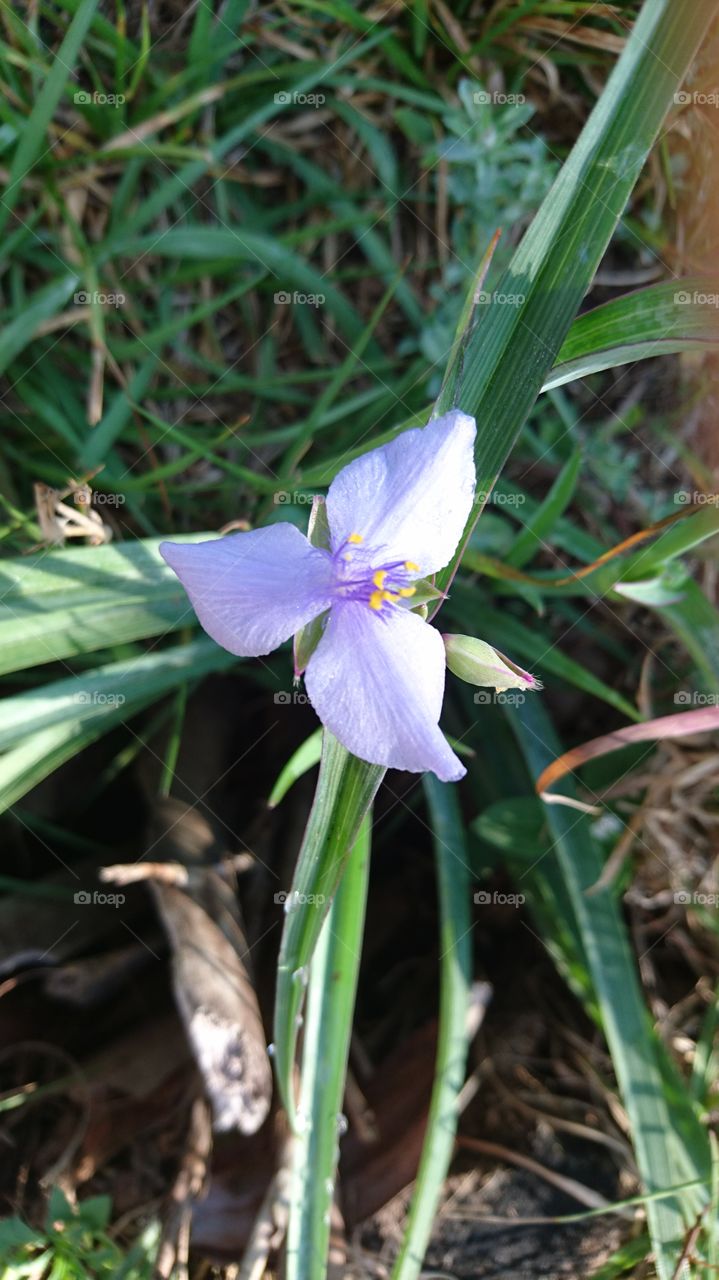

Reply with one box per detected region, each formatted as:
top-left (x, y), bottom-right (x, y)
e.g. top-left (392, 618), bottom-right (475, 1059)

top-left (443, 634), bottom-right (541, 692)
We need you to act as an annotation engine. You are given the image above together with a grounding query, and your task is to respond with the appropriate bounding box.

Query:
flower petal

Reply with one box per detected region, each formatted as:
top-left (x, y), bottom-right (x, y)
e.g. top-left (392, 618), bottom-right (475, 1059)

top-left (325, 409), bottom-right (476, 574)
top-left (160, 525), bottom-right (334, 657)
top-left (305, 601), bottom-right (465, 781)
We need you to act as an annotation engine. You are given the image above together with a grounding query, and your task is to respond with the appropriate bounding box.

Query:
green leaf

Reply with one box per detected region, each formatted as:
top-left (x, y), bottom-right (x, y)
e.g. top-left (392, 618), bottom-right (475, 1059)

top-left (433, 0), bottom-right (715, 599)
top-left (0, 0), bottom-right (101, 238)
top-left (268, 729), bottom-right (323, 808)
top-left (391, 777), bottom-right (473, 1280)
top-left (656, 579), bottom-right (719, 690)
top-left (0, 639), bottom-right (234, 813)
top-left (0, 637), bottom-right (235, 752)
top-left (473, 794), bottom-right (592, 1008)
top-left (0, 535), bottom-right (206, 674)
top-left (613, 504), bottom-right (719, 583)
top-left (454, 595), bottom-right (642, 721)
top-left (273, 732), bottom-right (384, 1122)
top-left (286, 816), bottom-right (371, 1280)
top-left (113, 226), bottom-right (369, 345)
top-left (0, 1217), bottom-right (40, 1251)
top-left (544, 279), bottom-right (719, 391)
top-left (0, 275), bottom-right (79, 374)
top-left (512, 697), bottom-right (711, 1280)
top-left (506, 449), bottom-right (582, 569)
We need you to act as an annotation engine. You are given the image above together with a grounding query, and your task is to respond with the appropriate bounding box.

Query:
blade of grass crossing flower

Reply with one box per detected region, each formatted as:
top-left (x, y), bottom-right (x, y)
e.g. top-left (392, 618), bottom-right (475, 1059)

top-left (511, 697), bottom-right (711, 1280)
top-left (285, 815), bottom-right (371, 1280)
top-left (391, 776), bottom-right (473, 1280)
top-left (432, 0), bottom-right (715, 602)
top-left (434, 229), bottom-right (502, 415)
top-left (273, 732), bottom-right (384, 1123)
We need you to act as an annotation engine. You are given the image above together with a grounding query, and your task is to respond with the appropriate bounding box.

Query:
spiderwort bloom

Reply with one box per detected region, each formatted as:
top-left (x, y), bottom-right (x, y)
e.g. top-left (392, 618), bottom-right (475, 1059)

top-left (160, 410), bottom-right (476, 781)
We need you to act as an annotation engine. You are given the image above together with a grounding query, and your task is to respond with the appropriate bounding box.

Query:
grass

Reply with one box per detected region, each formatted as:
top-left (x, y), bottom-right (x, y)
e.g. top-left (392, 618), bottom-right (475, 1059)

top-left (1, 2), bottom-right (719, 1278)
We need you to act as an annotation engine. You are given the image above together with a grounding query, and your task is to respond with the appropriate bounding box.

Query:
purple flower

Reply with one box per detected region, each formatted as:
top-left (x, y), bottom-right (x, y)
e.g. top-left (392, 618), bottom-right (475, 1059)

top-left (160, 410), bottom-right (476, 781)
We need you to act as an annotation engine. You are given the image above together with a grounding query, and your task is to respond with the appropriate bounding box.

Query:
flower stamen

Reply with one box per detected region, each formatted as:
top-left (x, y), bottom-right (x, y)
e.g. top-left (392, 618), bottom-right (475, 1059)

top-left (334, 544), bottom-right (420, 613)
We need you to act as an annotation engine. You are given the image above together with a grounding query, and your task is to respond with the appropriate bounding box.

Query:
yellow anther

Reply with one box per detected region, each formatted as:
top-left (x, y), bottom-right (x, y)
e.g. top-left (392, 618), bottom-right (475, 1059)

top-left (398, 586), bottom-right (416, 598)
top-left (369, 589), bottom-right (384, 611)
top-left (348, 532), bottom-right (363, 544)
top-left (372, 569), bottom-right (387, 589)
top-left (383, 590), bottom-right (399, 602)
top-left (405, 560), bottom-right (419, 572)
